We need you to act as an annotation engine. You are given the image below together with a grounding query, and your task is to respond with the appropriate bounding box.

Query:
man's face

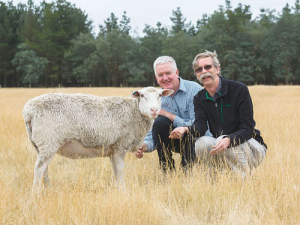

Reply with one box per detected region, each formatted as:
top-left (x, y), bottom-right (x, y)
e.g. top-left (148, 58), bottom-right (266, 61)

top-left (196, 57), bottom-right (220, 87)
top-left (155, 62), bottom-right (180, 91)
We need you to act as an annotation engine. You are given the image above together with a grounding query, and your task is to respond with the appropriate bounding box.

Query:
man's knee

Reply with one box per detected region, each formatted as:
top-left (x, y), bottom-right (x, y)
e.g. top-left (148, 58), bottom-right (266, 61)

top-left (195, 136), bottom-right (215, 158)
top-left (223, 138), bottom-right (266, 170)
top-left (152, 116), bottom-right (172, 135)
top-left (247, 138), bottom-right (266, 168)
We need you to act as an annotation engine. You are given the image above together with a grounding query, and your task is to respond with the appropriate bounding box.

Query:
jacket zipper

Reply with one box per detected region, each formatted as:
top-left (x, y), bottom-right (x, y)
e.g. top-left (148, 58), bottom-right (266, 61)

top-left (206, 91), bottom-right (223, 135)
top-left (220, 98), bottom-right (223, 124)
top-left (215, 102), bottom-right (222, 134)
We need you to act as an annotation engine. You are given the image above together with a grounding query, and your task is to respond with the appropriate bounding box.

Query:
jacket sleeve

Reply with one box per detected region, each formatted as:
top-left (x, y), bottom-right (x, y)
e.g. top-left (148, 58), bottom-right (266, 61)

top-left (228, 85), bottom-right (255, 146)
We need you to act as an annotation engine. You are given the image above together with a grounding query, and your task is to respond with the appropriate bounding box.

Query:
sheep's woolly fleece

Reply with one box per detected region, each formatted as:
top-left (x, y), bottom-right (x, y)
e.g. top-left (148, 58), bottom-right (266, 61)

top-left (23, 93), bottom-right (153, 159)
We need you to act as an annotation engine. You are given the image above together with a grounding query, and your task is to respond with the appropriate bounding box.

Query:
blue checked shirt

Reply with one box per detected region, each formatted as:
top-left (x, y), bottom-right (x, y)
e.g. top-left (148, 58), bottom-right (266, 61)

top-left (144, 77), bottom-right (211, 152)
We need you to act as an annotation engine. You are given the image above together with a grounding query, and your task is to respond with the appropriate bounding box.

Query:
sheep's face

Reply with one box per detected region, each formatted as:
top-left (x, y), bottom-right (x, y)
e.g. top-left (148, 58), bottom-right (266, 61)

top-left (132, 87), bottom-right (173, 119)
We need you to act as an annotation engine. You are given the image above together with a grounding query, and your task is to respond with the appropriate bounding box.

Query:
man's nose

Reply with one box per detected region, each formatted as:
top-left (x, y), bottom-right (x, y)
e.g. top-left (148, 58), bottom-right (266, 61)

top-left (161, 75), bottom-right (168, 80)
top-left (202, 67), bottom-right (209, 73)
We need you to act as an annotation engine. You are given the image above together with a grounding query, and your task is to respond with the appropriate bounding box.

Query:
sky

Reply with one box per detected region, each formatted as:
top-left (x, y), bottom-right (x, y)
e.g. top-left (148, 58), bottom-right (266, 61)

top-left (11, 0), bottom-right (298, 36)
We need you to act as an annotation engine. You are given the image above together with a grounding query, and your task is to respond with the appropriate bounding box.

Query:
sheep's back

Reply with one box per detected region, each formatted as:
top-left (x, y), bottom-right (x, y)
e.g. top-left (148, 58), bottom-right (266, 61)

top-left (24, 93), bottom-right (149, 149)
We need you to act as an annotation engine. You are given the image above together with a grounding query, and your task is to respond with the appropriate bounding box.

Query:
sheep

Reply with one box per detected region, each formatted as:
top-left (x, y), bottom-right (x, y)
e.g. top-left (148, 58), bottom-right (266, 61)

top-left (23, 87), bottom-right (173, 193)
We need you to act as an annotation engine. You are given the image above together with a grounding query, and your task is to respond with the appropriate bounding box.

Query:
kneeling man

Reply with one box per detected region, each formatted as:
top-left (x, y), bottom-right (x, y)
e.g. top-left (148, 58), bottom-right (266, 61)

top-left (169, 50), bottom-right (267, 177)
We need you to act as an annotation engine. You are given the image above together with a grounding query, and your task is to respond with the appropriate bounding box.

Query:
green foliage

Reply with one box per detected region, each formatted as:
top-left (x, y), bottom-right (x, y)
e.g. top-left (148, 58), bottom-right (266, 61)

top-left (64, 11), bottom-right (135, 87)
top-left (12, 43), bottom-right (49, 85)
top-left (20, 0), bottom-right (92, 87)
top-left (0, 1), bottom-right (25, 87)
top-left (1, 0), bottom-right (300, 87)
top-left (126, 23), bottom-right (168, 86)
top-left (162, 31), bottom-right (198, 81)
top-left (63, 33), bottom-right (97, 86)
top-left (260, 4), bottom-right (299, 84)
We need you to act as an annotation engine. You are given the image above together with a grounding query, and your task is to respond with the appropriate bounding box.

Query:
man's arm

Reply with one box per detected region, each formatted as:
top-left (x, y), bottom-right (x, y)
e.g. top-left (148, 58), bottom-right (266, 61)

top-left (159, 108), bottom-right (176, 122)
top-left (227, 85), bottom-right (255, 146)
top-left (143, 129), bottom-right (156, 152)
top-left (135, 108), bottom-right (176, 159)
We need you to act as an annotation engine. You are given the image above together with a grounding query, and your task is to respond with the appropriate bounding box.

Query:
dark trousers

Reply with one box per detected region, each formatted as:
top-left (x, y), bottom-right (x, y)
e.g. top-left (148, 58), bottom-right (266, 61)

top-left (152, 116), bottom-right (196, 171)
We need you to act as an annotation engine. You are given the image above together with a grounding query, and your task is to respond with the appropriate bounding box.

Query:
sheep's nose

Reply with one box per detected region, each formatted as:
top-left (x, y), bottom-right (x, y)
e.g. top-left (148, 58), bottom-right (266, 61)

top-left (151, 108), bottom-right (158, 113)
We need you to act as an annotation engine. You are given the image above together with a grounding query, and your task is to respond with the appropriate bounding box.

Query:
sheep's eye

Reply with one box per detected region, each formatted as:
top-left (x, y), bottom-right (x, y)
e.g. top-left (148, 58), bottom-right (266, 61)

top-left (141, 94), bottom-right (144, 98)
top-left (159, 94), bottom-right (162, 98)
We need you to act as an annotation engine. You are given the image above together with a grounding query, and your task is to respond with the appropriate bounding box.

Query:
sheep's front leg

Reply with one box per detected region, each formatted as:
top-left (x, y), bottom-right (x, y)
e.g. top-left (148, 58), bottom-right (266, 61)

top-left (110, 151), bottom-right (126, 191)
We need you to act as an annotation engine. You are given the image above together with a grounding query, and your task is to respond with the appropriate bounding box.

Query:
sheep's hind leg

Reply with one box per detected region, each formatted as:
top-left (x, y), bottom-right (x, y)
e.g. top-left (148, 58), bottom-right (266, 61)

top-left (43, 166), bottom-right (50, 187)
top-left (110, 151), bottom-right (126, 191)
top-left (32, 154), bottom-right (54, 194)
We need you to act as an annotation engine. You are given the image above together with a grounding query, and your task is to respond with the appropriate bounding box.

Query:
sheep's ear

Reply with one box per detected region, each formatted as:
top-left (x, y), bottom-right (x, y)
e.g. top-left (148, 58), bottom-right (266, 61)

top-left (161, 89), bottom-right (174, 97)
top-left (131, 91), bottom-right (141, 98)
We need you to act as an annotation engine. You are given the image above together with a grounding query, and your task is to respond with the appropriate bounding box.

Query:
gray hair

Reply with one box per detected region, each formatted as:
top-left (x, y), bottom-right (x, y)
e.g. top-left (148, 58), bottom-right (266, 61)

top-left (192, 50), bottom-right (221, 75)
top-left (153, 56), bottom-right (177, 76)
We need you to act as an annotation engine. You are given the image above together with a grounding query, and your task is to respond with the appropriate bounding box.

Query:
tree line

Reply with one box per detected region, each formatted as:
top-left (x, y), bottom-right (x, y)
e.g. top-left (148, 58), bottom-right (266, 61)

top-left (0, 0), bottom-right (300, 87)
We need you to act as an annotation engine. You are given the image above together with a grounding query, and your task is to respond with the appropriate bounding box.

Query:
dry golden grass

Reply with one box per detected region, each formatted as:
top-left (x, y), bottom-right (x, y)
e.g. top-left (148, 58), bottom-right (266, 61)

top-left (0, 86), bottom-right (299, 224)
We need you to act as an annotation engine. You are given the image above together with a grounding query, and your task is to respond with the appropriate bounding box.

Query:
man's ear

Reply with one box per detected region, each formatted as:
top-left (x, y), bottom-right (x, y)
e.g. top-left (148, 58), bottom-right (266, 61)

top-left (155, 74), bottom-right (159, 83)
top-left (216, 66), bottom-right (221, 75)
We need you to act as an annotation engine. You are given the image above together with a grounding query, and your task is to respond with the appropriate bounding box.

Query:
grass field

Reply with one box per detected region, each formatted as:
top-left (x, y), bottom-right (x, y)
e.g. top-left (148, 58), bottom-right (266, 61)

top-left (0, 86), bottom-right (299, 224)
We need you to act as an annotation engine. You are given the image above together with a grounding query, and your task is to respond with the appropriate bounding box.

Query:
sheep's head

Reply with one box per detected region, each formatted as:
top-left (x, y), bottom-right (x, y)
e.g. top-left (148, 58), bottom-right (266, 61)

top-left (132, 87), bottom-right (173, 119)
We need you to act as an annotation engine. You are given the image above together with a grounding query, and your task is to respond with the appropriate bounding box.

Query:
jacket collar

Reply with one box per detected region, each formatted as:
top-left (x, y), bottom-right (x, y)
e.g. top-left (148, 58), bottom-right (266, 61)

top-left (201, 77), bottom-right (228, 101)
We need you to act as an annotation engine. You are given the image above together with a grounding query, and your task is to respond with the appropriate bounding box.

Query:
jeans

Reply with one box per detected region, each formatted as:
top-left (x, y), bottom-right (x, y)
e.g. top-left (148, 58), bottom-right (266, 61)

top-left (152, 116), bottom-right (195, 171)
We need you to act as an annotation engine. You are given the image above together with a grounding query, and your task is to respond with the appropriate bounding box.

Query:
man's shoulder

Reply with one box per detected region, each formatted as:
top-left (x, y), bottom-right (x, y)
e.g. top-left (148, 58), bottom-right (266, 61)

top-left (222, 78), bottom-right (248, 92)
top-left (221, 78), bottom-right (250, 100)
top-left (194, 88), bottom-right (206, 100)
top-left (225, 78), bottom-right (247, 88)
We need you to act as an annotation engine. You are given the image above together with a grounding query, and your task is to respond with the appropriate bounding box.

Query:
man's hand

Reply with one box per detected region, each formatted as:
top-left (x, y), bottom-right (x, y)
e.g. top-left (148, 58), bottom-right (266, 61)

top-left (159, 108), bottom-right (176, 122)
top-left (135, 143), bottom-right (148, 159)
top-left (169, 127), bottom-right (188, 139)
top-left (210, 137), bottom-right (230, 155)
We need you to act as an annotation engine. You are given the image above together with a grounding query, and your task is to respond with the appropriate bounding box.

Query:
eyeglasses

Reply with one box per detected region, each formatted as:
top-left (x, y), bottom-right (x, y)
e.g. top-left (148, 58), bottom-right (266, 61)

top-left (195, 65), bottom-right (213, 73)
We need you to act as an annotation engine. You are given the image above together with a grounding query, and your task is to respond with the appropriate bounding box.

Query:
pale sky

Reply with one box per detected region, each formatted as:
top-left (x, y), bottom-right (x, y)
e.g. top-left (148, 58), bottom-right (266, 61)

top-left (11, 0), bottom-right (298, 36)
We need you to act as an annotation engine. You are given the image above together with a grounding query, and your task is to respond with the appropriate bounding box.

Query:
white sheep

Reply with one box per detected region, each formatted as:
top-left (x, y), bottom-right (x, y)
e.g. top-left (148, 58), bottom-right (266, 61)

top-left (23, 87), bottom-right (173, 193)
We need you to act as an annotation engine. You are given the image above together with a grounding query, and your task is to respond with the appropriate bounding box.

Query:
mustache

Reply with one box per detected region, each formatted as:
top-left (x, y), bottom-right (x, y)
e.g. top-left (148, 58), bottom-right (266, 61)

top-left (199, 72), bottom-right (214, 84)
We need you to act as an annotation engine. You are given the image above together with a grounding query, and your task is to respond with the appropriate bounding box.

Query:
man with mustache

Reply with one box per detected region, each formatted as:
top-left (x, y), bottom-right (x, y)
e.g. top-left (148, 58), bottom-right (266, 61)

top-left (169, 50), bottom-right (267, 177)
top-left (135, 56), bottom-right (211, 172)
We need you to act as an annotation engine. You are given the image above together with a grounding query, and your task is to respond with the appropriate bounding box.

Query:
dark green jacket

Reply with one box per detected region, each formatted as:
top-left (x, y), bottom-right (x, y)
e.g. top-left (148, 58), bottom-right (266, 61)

top-left (190, 77), bottom-right (266, 148)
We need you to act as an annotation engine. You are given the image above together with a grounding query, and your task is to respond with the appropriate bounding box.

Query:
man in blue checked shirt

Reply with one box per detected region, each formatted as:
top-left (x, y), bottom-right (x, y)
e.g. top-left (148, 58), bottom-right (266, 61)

top-left (135, 56), bottom-right (211, 171)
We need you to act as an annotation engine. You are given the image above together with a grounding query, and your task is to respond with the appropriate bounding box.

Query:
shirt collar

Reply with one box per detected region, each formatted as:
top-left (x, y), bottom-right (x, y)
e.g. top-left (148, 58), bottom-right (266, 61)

top-left (177, 77), bottom-right (187, 93)
top-left (162, 77), bottom-right (185, 98)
